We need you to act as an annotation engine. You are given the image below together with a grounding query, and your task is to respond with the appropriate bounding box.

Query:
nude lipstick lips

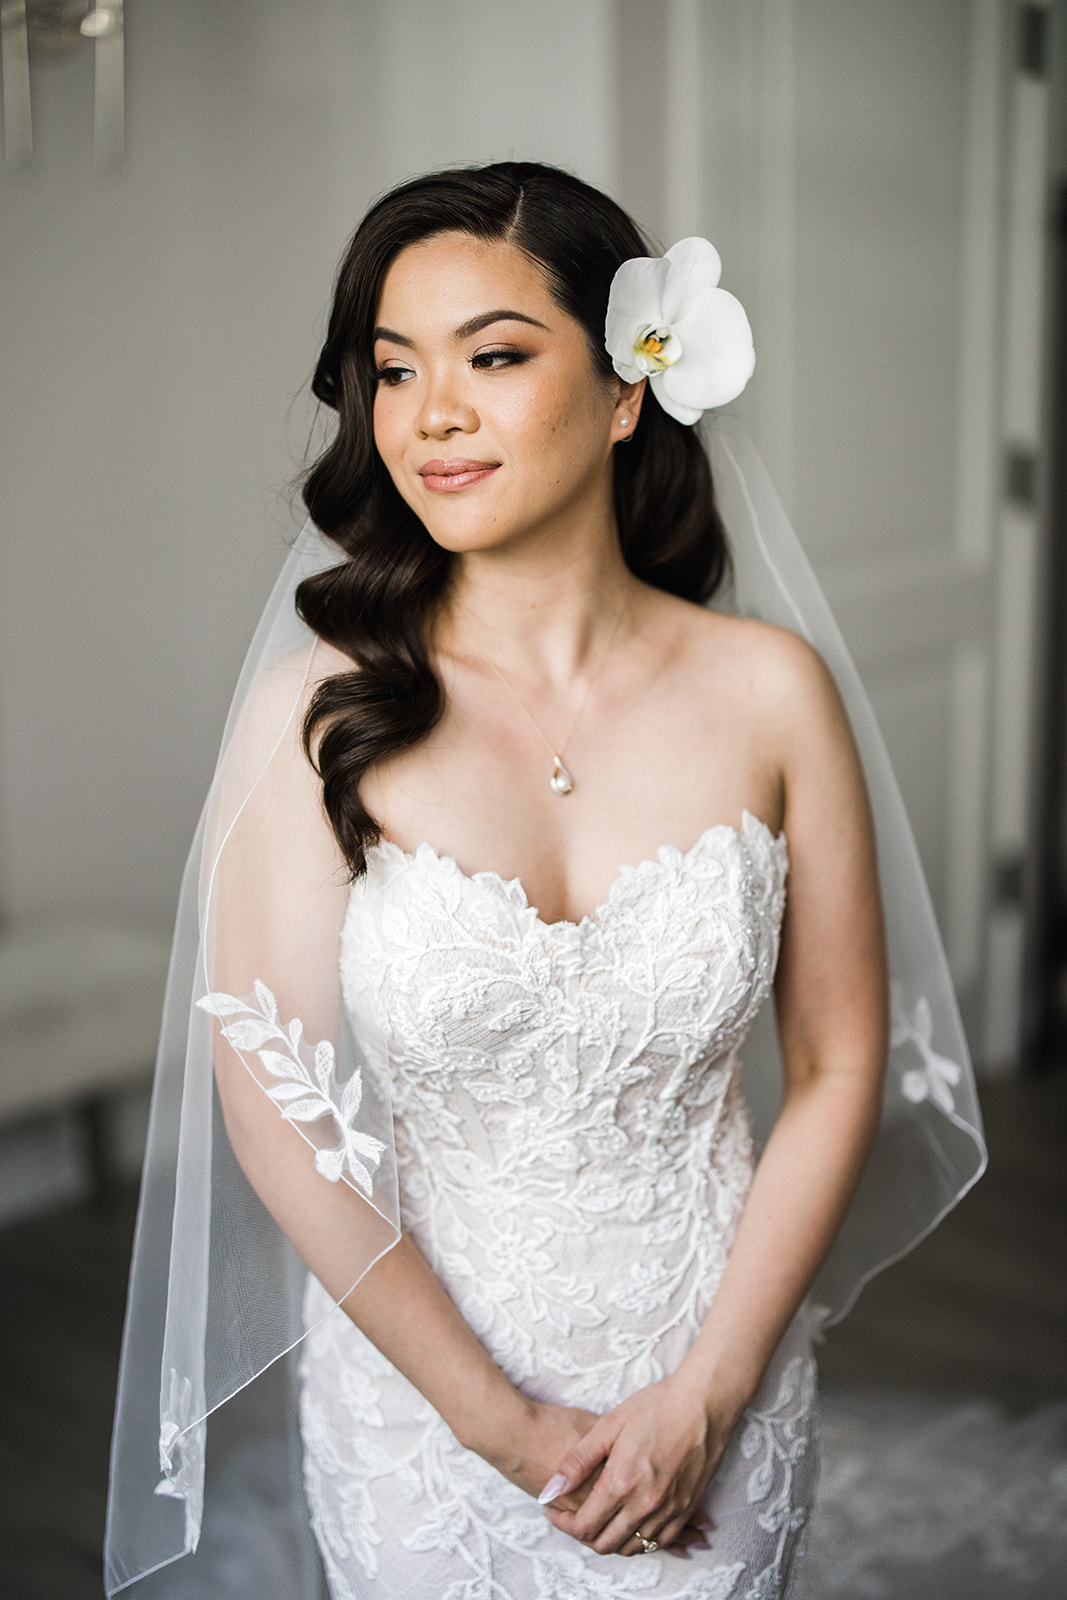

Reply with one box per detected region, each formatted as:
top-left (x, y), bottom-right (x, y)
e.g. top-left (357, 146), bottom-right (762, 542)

top-left (418, 458), bottom-right (499, 493)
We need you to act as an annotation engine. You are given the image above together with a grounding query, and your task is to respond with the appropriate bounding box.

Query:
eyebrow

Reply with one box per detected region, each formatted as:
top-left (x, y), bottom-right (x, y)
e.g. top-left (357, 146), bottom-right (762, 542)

top-left (373, 310), bottom-right (549, 347)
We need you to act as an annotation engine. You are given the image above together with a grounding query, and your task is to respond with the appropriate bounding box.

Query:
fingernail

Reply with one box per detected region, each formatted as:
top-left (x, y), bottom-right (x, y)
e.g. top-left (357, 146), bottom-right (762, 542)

top-left (537, 1473), bottom-right (569, 1505)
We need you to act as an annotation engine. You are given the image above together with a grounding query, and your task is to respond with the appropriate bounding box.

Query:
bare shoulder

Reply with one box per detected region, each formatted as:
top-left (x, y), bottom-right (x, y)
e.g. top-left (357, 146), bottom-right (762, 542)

top-left (718, 613), bottom-right (842, 735)
top-left (253, 638), bottom-right (354, 706)
top-left (234, 638), bottom-right (355, 762)
top-left (651, 590), bottom-right (843, 739)
top-left (308, 637), bottom-right (358, 679)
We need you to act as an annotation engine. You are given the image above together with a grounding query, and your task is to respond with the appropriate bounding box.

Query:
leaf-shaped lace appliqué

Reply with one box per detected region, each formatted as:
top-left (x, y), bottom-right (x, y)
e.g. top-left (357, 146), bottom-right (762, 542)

top-left (890, 982), bottom-right (962, 1114)
top-left (155, 1367), bottom-right (206, 1552)
top-left (198, 980), bottom-right (386, 1195)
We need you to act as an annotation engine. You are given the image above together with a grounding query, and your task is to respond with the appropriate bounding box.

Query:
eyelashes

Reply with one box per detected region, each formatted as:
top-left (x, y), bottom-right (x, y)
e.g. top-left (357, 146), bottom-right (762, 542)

top-left (470, 348), bottom-right (529, 371)
top-left (374, 349), bottom-right (531, 385)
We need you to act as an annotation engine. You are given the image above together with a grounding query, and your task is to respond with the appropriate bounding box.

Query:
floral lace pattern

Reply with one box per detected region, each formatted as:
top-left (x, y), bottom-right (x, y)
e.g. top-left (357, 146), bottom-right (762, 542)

top-left (299, 815), bottom-right (817, 1598)
top-left (155, 1368), bottom-right (206, 1551)
top-left (197, 980), bottom-right (387, 1193)
top-left (890, 983), bottom-right (962, 1115)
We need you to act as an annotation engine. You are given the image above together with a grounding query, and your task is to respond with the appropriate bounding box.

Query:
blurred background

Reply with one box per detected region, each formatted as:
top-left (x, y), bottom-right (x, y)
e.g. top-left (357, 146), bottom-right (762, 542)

top-left (1, 1), bottom-right (1065, 1596)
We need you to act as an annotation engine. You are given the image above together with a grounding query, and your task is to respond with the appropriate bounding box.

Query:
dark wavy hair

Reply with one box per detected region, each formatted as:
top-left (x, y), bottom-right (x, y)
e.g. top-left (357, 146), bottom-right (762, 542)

top-left (297, 161), bottom-right (729, 877)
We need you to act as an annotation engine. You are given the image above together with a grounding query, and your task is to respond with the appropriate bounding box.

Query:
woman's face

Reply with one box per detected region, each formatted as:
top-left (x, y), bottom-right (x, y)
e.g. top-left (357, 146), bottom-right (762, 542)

top-left (372, 232), bottom-right (633, 557)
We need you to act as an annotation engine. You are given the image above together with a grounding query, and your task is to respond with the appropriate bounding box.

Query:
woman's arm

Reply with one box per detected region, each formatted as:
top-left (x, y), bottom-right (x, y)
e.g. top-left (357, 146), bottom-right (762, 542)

top-left (207, 656), bottom-right (601, 1512)
top-left (221, 1024), bottom-right (599, 1491)
top-left (347, 1234), bottom-right (603, 1491)
top-left (543, 631), bottom-right (888, 1554)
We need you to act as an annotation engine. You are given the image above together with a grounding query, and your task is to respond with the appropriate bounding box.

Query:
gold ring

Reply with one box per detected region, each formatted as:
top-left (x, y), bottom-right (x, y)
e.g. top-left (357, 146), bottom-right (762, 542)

top-left (633, 1528), bottom-right (659, 1554)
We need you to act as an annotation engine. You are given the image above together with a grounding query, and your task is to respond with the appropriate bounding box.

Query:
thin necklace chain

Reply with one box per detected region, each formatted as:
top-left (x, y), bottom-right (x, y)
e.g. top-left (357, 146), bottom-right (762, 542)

top-left (473, 600), bottom-right (628, 796)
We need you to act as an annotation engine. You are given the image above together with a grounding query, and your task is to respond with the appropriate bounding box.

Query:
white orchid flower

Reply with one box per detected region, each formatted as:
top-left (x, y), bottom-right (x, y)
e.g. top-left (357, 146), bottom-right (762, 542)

top-left (605, 237), bottom-right (755, 425)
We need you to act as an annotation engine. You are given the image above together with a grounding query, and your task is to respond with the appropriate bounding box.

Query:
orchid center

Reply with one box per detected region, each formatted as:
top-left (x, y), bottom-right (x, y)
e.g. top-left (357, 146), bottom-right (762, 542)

top-left (633, 324), bottom-right (681, 374)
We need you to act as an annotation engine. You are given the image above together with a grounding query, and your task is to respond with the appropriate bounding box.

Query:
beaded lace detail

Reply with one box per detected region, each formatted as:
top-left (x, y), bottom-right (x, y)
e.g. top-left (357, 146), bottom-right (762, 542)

top-left (298, 813), bottom-right (818, 1598)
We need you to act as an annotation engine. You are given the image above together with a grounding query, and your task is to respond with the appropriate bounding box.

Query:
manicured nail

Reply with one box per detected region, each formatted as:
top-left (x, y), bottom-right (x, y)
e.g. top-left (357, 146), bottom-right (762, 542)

top-left (538, 1473), bottom-right (569, 1505)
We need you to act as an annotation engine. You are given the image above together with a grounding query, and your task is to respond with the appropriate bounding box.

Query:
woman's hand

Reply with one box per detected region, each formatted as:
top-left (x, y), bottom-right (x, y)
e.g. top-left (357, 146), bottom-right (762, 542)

top-left (537, 1370), bottom-right (739, 1556)
top-left (484, 1399), bottom-right (602, 1513)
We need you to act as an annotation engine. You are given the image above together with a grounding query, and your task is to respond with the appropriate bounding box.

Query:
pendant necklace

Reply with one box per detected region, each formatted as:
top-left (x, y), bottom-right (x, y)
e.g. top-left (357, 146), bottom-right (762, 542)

top-left (476, 602), bottom-right (627, 797)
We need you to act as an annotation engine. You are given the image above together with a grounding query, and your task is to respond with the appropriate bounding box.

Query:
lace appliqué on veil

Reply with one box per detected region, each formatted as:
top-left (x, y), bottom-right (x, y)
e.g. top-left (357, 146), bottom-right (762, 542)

top-left (889, 983), bottom-right (962, 1115)
top-left (197, 981), bottom-right (386, 1193)
top-left (155, 1368), bottom-right (206, 1551)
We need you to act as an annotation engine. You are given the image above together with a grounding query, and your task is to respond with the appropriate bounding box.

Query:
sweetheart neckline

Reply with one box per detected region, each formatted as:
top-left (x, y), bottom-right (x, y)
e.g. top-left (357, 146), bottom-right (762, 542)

top-left (365, 810), bottom-right (786, 935)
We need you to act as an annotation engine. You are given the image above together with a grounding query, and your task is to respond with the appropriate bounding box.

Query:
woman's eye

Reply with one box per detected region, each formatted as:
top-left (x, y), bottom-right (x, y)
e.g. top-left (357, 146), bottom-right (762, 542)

top-left (471, 349), bottom-right (528, 371)
top-left (375, 366), bottom-right (414, 386)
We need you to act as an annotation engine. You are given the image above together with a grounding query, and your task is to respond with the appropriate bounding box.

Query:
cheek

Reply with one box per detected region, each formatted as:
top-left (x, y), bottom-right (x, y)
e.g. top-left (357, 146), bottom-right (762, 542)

top-left (372, 392), bottom-right (399, 461)
top-left (501, 370), bottom-right (607, 462)
top-left (373, 397), bottom-right (424, 507)
top-left (371, 395), bottom-right (423, 513)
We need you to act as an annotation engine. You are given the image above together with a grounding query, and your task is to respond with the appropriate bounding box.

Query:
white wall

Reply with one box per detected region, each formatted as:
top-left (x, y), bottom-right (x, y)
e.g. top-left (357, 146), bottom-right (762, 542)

top-left (0, 0), bottom-right (616, 929)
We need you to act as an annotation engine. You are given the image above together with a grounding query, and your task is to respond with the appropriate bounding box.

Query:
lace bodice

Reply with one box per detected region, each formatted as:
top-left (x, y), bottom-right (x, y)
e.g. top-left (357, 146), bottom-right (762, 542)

top-left (297, 811), bottom-right (816, 1599)
top-left (338, 812), bottom-right (787, 1404)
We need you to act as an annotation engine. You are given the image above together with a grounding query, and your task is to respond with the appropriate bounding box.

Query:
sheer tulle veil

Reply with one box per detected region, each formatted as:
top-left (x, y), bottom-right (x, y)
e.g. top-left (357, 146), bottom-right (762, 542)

top-left (707, 424), bottom-right (986, 1315)
top-left (104, 418), bottom-right (987, 1597)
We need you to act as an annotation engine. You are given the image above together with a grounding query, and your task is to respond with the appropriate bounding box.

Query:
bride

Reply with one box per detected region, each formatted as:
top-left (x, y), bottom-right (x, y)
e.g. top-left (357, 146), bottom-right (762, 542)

top-left (105, 162), bottom-right (985, 1600)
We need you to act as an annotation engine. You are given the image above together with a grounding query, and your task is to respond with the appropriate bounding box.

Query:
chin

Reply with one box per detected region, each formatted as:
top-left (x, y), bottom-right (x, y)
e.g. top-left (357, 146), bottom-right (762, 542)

top-left (412, 499), bottom-right (537, 557)
top-left (423, 523), bottom-right (524, 557)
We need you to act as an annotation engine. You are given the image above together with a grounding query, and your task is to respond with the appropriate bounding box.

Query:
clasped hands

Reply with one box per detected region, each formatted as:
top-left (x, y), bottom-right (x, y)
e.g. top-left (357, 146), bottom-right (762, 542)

top-left (500, 1371), bottom-right (740, 1559)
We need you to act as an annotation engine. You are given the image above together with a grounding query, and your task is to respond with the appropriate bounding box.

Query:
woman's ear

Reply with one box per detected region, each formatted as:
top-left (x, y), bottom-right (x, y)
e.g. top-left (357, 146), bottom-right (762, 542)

top-left (611, 377), bottom-right (647, 445)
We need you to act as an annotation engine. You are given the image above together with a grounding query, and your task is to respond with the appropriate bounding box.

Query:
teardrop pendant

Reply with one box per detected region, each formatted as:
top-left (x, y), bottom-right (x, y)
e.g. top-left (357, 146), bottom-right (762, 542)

top-left (550, 756), bottom-right (575, 796)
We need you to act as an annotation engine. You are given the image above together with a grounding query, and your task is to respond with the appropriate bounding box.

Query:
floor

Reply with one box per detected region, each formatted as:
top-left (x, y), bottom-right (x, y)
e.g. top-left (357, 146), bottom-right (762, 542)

top-left (0, 1182), bottom-right (137, 1599)
top-left (1, 1072), bottom-right (1065, 1600)
top-left (817, 1071), bottom-right (1067, 1408)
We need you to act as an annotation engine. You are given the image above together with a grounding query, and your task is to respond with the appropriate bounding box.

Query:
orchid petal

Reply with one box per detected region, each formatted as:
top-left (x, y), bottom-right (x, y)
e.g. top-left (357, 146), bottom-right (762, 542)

top-left (605, 236), bottom-right (754, 423)
top-left (648, 372), bottom-right (704, 425)
top-left (660, 288), bottom-right (755, 409)
top-left (661, 237), bottom-right (722, 322)
top-left (604, 256), bottom-right (670, 381)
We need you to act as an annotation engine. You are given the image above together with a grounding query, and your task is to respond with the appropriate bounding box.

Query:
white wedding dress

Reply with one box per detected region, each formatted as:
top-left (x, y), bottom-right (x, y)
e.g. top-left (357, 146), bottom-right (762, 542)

top-left (297, 811), bottom-right (818, 1600)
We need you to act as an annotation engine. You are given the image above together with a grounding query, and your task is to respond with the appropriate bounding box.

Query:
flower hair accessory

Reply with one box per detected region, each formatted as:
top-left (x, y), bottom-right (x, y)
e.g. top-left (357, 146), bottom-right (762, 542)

top-left (605, 238), bottom-right (755, 425)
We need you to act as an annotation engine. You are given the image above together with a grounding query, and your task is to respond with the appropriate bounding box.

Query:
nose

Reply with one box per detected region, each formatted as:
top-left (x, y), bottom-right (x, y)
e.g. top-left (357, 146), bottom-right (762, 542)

top-left (414, 365), bottom-right (478, 440)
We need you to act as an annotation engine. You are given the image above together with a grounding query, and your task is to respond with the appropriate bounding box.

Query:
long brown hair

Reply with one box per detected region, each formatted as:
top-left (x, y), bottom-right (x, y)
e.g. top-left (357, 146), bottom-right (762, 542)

top-left (297, 162), bottom-right (729, 877)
